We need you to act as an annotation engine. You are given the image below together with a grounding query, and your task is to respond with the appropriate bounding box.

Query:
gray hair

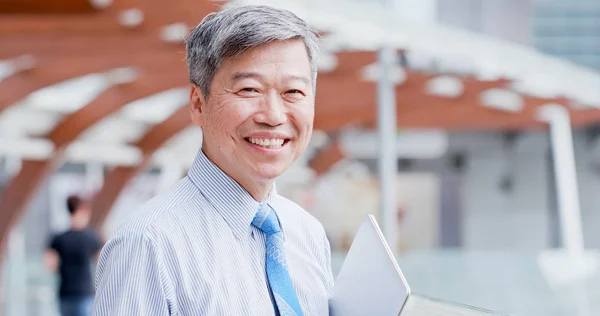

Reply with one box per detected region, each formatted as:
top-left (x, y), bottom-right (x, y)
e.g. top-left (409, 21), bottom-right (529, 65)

top-left (186, 5), bottom-right (320, 97)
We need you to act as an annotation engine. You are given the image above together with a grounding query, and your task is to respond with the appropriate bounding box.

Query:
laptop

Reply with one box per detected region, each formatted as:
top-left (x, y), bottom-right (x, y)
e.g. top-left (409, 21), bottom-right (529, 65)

top-left (329, 215), bottom-right (508, 316)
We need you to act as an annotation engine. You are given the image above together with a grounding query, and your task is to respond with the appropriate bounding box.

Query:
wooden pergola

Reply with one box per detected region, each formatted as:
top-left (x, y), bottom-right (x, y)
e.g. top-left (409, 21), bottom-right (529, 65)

top-left (1, 0), bottom-right (600, 253)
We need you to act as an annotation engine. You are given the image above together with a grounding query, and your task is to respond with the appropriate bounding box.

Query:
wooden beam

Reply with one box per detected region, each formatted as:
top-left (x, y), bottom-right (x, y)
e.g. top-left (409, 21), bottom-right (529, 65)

top-left (89, 166), bottom-right (138, 230)
top-left (89, 106), bottom-right (191, 228)
top-left (331, 51), bottom-right (377, 74)
top-left (0, 0), bottom-right (101, 14)
top-left (0, 33), bottom-right (185, 59)
top-left (308, 140), bottom-right (345, 176)
top-left (0, 50), bottom-right (186, 113)
top-left (0, 0), bottom-right (219, 34)
top-left (0, 158), bottom-right (63, 257)
top-left (313, 72), bottom-right (435, 131)
top-left (0, 71), bottom-right (187, 252)
top-left (136, 107), bottom-right (191, 155)
top-left (352, 77), bottom-right (512, 131)
top-left (571, 106), bottom-right (600, 128)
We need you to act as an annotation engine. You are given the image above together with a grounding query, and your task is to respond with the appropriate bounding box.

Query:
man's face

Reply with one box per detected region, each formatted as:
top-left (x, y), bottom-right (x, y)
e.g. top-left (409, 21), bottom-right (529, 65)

top-left (72, 205), bottom-right (91, 227)
top-left (190, 39), bottom-right (314, 186)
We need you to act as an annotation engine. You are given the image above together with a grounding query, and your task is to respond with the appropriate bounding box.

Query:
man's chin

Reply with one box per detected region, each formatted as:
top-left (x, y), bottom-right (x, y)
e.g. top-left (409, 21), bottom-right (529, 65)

top-left (251, 162), bottom-right (288, 181)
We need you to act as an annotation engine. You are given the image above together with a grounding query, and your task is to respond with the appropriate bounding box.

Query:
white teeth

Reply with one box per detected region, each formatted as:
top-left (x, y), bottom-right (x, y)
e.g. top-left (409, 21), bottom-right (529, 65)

top-left (248, 137), bottom-right (285, 148)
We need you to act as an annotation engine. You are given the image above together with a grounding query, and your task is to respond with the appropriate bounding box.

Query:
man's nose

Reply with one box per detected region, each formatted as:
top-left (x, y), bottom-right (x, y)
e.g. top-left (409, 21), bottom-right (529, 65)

top-left (255, 93), bottom-right (287, 126)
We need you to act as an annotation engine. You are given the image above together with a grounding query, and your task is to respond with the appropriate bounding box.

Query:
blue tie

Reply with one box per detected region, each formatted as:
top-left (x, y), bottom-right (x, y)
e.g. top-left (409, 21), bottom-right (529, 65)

top-left (252, 204), bottom-right (304, 316)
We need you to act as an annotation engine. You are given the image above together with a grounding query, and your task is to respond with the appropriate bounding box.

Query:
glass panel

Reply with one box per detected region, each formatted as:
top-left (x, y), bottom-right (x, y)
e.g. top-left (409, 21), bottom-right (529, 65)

top-left (3, 243), bottom-right (599, 315)
top-left (402, 294), bottom-right (508, 315)
top-left (332, 251), bottom-right (600, 316)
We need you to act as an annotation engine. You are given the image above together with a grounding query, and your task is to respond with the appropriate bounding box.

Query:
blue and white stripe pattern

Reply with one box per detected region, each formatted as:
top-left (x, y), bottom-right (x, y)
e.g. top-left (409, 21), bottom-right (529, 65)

top-left (93, 149), bottom-right (334, 315)
top-left (253, 204), bottom-right (304, 316)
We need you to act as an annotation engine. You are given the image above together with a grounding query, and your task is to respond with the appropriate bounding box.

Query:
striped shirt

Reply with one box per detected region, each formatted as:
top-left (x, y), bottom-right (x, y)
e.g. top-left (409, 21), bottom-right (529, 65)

top-left (93, 150), bottom-right (334, 315)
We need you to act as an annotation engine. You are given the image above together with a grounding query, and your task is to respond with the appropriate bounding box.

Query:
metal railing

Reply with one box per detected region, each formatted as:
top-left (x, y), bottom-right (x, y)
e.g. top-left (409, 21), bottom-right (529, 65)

top-left (2, 250), bottom-right (599, 315)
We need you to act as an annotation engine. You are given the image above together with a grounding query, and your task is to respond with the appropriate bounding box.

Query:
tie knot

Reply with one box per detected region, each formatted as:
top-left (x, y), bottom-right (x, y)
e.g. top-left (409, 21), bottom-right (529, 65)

top-left (251, 204), bottom-right (281, 236)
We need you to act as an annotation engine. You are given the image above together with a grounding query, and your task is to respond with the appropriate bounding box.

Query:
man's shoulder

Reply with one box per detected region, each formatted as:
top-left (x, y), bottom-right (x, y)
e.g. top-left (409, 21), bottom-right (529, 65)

top-left (52, 230), bottom-right (76, 242)
top-left (111, 177), bottom-right (203, 240)
top-left (274, 195), bottom-right (331, 274)
top-left (48, 231), bottom-right (64, 247)
top-left (273, 194), bottom-right (326, 236)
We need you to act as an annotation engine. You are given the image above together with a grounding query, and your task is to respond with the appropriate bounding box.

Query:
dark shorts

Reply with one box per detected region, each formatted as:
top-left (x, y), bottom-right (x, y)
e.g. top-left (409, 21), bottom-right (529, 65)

top-left (59, 295), bottom-right (94, 316)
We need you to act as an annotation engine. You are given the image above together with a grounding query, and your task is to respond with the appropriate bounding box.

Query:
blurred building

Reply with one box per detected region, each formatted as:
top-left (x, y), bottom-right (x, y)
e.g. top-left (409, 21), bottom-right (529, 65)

top-left (2, 0), bottom-right (600, 315)
top-left (438, 0), bottom-right (534, 45)
top-left (2, 0), bottom-right (600, 268)
top-left (390, 0), bottom-right (600, 251)
top-left (532, 0), bottom-right (600, 70)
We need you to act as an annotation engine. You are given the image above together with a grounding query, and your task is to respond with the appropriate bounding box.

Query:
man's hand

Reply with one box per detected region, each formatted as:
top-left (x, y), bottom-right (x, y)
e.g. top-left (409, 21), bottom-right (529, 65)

top-left (43, 249), bottom-right (59, 272)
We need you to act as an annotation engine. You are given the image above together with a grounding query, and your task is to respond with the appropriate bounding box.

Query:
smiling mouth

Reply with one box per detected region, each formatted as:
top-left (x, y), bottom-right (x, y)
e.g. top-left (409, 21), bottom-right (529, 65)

top-left (245, 137), bottom-right (290, 149)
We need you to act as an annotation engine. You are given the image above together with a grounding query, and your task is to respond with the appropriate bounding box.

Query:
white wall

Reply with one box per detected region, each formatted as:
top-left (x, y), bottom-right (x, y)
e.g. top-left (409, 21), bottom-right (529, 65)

top-left (461, 134), bottom-right (551, 250)
top-left (449, 130), bottom-right (600, 250)
top-left (437, 0), bottom-right (534, 45)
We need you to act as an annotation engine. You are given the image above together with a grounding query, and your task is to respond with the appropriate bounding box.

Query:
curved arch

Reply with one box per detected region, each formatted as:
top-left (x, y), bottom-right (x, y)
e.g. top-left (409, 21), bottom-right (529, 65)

top-left (0, 33), bottom-right (185, 59)
top-left (89, 106), bottom-right (191, 228)
top-left (0, 0), bottom-right (218, 34)
top-left (0, 0), bottom-right (102, 13)
top-left (571, 107), bottom-right (600, 127)
top-left (308, 77), bottom-right (514, 175)
top-left (309, 139), bottom-right (345, 176)
top-left (338, 76), bottom-right (513, 131)
top-left (0, 51), bottom-right (185, 113)
top-left (0, 71), bottom-right (187, 251)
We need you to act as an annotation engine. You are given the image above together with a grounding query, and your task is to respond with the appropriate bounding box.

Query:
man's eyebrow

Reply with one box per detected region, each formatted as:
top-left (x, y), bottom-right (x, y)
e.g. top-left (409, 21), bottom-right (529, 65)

top-left (287, 75), bottom-right (311, 86)
top-left (231, 72), bottom-right (311, 85)
top-left (231, 71), bottom-right (261, 82)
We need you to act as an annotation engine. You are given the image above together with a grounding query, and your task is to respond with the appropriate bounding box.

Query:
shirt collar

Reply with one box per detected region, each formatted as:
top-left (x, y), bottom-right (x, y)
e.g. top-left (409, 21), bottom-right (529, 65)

top-left (187, 149), bottom-right (279, 240)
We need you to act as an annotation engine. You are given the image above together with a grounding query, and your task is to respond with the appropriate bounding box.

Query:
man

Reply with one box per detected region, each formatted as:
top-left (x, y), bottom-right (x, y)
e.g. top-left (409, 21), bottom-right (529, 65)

top-left (46, 195), bottom-right (102, 316)
top-left (93, 5), bottom-right (334, 316)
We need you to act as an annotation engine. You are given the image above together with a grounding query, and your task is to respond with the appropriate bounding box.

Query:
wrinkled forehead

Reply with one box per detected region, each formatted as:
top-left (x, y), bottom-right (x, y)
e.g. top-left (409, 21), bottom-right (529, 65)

top-left (217, 40), bottom-right (313, 85)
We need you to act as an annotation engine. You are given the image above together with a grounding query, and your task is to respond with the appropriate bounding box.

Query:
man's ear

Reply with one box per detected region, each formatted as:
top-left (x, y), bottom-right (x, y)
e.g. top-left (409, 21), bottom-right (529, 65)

top-left (189, 84), bottom-right (206, 126)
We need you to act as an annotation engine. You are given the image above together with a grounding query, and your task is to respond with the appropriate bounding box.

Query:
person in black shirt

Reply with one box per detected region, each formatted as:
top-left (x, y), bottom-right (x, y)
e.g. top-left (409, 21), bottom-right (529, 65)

top-left (45, 194), bottom-right (102, 316)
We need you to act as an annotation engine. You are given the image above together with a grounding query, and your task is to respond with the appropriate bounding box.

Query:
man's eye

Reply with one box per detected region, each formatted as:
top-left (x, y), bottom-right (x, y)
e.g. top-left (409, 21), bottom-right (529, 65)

top-left (240, 88), bottom-right (258, 93)
top-left (286, 89), bottom-right (303, 95)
